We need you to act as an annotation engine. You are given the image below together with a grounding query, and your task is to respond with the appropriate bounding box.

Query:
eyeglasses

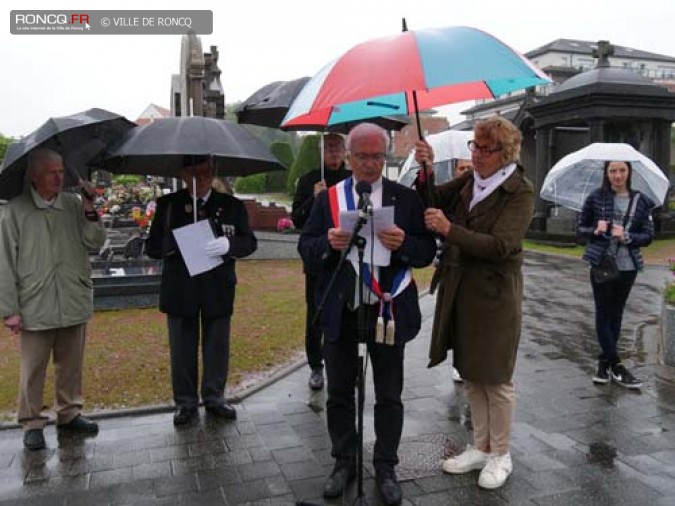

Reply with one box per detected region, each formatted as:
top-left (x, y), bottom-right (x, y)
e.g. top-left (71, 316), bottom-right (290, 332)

top-left (467, 140), bottom-right (502, 155)
top-left (352, 152), bottom-right (386, 163)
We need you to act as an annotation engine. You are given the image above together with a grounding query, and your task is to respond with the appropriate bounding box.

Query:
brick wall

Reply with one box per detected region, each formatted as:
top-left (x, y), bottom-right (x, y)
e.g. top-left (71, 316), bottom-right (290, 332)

top-left (242, 199), bottom-right (291, 231)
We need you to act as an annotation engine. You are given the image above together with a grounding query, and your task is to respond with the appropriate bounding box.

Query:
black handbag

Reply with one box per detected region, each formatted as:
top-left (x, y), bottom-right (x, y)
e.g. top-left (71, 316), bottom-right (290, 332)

top-left (591, 250), bottom-right (619, 284)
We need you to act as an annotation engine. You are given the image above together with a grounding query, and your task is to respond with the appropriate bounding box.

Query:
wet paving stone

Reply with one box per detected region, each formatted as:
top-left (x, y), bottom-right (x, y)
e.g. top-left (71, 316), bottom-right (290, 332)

top-left (0, 254), bottom-right (673, 504)
top-left (222, 478), bottom-right (271, 503)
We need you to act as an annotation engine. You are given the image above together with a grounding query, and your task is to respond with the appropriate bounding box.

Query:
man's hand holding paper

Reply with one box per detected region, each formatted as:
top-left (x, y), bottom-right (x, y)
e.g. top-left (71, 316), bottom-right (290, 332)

top-left (339, 205), bottom-right (395, 266)
top-left (378, 226), bottom-right (405, 251)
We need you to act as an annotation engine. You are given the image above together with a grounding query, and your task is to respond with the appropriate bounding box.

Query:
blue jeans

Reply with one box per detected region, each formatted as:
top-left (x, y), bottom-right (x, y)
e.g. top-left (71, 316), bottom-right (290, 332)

top-left (590, 270), bottom-right (637, 364)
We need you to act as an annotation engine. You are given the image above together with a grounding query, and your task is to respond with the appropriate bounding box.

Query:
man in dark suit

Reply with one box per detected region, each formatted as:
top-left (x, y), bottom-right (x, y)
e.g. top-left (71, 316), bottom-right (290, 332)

top-left (298, 124), bottom-right (436, 505)
top-left (145, 157), bottom-right (257, 426)
top-left (291, 133), bottom-right (350, 390)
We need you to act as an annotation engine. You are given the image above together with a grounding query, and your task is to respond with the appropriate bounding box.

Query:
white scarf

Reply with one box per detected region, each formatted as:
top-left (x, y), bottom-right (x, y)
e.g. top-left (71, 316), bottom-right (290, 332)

top-left (469, 163), bottom-right (517, 211)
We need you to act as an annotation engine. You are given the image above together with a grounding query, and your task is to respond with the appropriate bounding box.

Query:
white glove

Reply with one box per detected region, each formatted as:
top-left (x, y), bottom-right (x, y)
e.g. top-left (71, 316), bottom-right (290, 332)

top-left (205, 237), bottom-right (230, 257)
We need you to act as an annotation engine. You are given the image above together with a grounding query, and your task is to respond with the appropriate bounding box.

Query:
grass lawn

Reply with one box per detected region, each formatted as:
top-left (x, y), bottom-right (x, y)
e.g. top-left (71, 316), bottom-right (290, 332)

top-left (0, 260), bottom-right (435, 420)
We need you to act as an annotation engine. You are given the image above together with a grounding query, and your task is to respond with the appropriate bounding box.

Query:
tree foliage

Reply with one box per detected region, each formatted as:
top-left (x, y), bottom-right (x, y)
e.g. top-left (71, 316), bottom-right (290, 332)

top-left (0, 134), bottom-right (13, 164)
top-left (287, 135), bottom-right (321, 195)
top-left (267, 142), bottom-right (295, 192)
top-left (112, 174), bottom-right (142, 186)
top-left (225, 101), bottom-right (301, 153)
top-left (234, 173), bottom-right (267, 194)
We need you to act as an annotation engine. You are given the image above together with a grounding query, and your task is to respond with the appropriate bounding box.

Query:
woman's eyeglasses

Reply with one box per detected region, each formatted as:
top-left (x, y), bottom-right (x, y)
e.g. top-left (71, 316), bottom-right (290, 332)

top-left (468, 140), bottom-right (502, 155)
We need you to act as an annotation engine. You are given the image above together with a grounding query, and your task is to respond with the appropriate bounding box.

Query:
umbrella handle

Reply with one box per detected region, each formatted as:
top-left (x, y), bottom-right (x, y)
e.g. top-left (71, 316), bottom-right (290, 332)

top-left (412, 90), bottom-right (435, 208)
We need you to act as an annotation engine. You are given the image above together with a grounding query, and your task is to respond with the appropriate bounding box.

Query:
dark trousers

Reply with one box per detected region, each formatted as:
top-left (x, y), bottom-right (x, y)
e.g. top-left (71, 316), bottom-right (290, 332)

top-left (323, 306), bottom-right (405, 471)
top-left (167, 314), bottom-right (231, 409)
top-left (590, 270), bottom-right (637, 364)
top-left (304, 270), bottom-right (323, 370)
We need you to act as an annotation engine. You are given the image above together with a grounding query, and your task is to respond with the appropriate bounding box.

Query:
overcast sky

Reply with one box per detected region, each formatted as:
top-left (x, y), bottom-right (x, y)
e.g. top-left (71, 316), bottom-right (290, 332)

top-left (1, 0), bottom-right (674, 137)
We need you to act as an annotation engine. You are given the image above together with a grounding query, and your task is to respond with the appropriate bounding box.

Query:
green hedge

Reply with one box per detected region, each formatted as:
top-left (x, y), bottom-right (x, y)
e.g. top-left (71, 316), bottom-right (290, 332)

top-left (268, 142), bottom-right (295, 192)
top-left (234, 173), bottom-right (267, 194)
top-left (286, 135), bottom-right (321, 195)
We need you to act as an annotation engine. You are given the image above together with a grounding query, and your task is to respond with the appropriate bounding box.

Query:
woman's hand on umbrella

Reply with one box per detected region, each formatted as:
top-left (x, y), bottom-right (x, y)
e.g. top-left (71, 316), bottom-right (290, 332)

top-left (414, 140), bottom-right (435, 176)
top-left (424, 208), bottom-right (451, 237)
top-left (328, 228), bottom-right (352, 250)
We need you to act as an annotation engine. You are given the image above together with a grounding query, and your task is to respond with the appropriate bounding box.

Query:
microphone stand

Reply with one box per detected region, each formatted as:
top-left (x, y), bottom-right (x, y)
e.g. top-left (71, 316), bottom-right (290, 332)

top-left (354, 227), bottom-right (368, 506)
top-left (307, 207), bottom-right (371, 506)
top-left (313, 209), bottom-right (368, 329)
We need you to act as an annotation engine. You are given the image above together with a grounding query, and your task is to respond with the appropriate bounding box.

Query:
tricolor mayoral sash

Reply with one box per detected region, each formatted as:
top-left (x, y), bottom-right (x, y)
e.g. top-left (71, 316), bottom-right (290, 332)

top-left (328, 178), bottom-right (412, 344)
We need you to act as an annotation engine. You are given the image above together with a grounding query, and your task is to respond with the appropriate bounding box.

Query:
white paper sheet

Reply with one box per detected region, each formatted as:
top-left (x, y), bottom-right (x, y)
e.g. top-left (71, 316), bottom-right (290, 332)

top-left (339, 206), bottom-right (395, 266)
top-left (172, 220), bottom-right (224, 277)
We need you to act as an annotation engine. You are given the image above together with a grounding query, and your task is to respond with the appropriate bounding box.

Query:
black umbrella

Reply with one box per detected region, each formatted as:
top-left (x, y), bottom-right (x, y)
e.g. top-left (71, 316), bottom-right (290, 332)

top-left (236, 77), bottom-right (409, 133)
top-left (236, 77), bottom-right (311, 128)
top-left (0, 108), bottom-right (135, 200)
top-left (101, 116), bottom-right (286, 178)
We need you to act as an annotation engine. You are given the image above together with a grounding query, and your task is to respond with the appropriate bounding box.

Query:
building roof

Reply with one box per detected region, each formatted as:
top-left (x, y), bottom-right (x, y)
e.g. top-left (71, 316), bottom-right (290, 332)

top-left (526, 39), bottom-right (675, 64)
top-left (553, 66), bottom-right (659, 94)
top-left (135, 104), bottom-right (171, 126)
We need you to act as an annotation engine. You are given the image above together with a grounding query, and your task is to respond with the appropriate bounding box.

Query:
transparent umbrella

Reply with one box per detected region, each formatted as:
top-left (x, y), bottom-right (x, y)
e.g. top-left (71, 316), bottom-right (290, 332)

top-left (540, 143), bottom-right (669, 211)
top-left (398, 130), bottom-right (473, 187)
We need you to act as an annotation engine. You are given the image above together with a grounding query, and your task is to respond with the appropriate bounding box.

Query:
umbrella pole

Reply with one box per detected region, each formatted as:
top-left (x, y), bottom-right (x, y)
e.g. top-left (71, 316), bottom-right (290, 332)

top-left (412, 90), bottom-right (434, 208)
top-left (192, 175), bottom-right (197, 223)
top-left (320, 134), bottom-right (325, 182)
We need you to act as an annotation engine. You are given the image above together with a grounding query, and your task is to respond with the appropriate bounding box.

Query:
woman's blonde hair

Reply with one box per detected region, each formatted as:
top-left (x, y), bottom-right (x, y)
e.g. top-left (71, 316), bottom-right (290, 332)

top-left (474, 116), bottom-right (522, 166)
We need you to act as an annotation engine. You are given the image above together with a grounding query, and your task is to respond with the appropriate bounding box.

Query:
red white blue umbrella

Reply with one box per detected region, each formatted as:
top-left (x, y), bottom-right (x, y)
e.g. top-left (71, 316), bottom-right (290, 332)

top-left (281, 25), bottom-right (550, 129)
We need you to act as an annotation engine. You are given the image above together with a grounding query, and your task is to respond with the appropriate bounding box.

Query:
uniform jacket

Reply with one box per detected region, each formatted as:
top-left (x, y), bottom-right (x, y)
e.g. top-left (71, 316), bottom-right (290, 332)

top-left (577, 188), bottom-right (654, 270)
top-left (298, 177), bottom-right (436, 344)
top-left (421, 166), bottom-right (534, 383)
top-left (0, 188), bottom-right (106, 330)
top-left (145, 189), bottom-right (257, 318)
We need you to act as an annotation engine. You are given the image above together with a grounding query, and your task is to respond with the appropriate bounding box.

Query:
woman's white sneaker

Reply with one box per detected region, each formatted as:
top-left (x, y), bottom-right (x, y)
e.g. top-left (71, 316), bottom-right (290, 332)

top-left (478, 453), bottom-right (512, 489)
top-left (442, 445), bottom-right (488, 474)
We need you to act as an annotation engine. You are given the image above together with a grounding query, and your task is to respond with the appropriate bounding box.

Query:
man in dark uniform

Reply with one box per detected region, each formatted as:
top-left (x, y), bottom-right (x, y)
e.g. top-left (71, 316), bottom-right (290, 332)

top-left (145, 157), bottom-right (257, 426)
top-left (291, 133), bottom-right (350, 390)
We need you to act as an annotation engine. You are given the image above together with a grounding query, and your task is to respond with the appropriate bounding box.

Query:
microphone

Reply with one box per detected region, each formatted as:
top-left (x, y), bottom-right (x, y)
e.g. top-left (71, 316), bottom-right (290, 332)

top-left (355, 181), bottom-right (373, 215)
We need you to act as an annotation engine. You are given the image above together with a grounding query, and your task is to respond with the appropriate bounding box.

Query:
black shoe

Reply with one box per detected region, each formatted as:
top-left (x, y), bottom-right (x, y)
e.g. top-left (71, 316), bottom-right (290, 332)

top-left (57, 415), bottom-right (99, 434)
top-left (592, 360), bottom-right (610, 384)
top-left (323, 459), bottom-right (356, 499)
top-left (205, 403), bottom-right (237, 420)
top-left (309, 368), bottom-right (324, 390)
top-left (23, 429), bottom-right (46, 451)
top-left (376, 468), bottom-right (402, 506)
top-left (610, 363), bottom-right (643, 389)
top-left (173, 407), bottom-right (198, 426)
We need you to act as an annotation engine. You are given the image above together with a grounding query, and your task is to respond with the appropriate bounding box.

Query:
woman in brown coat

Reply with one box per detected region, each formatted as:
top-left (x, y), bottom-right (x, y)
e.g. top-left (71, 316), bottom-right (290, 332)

top-left (414, 116), bottom-right (534, 490)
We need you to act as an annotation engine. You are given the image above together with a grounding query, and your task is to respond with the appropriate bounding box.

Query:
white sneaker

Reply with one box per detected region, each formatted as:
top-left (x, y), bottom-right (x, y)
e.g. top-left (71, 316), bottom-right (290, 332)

top-left (478, 453), bottom-right (512, 489)
top-left (452, 367), bottom-right (463, 383)
top-left (442, 445), bottom-right (488, 474)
